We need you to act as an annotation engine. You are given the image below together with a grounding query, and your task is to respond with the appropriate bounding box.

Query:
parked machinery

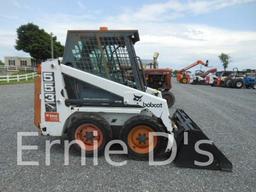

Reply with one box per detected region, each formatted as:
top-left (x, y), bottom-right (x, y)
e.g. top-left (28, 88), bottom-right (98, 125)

top-left (34, 28), bottom-right (232, 171)
top-left (144, 52), bottom-right (175, 107)
top-left (192, 68), bottom-right (217, 85)
top-left (223, 68), bottom-right (246, 89)
top-left (244, 73), bottom-right (256, 89)
top-left (212, 71), bottom-right (233, 87)
top-left (213, 68), bottom-right (245, 89)
top-left (213, 69), bottom-right (256, 89)
top-left (177, 60), bottom-right (208, 84)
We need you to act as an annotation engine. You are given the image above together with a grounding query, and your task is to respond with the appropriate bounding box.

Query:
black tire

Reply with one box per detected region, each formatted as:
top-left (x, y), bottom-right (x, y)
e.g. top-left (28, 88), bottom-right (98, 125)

top-left (230, 79), bottom-right (236, 88)
top-left (212, 79), bottom-right (217, 87)
top-left (67, 114), bottom-right (111, 156)
top-left (162, 91), bottom-right (175, 108)
top-left (120, 115), bottom-right (167, 160)
top-left (234, 79), bottom-right (244, 89)
top-left (224, 78), bottom-right (232, 88)
top-left (192, 77), bottom-right (198, 85)
top-left (180, 78), bottom-right (188, 84)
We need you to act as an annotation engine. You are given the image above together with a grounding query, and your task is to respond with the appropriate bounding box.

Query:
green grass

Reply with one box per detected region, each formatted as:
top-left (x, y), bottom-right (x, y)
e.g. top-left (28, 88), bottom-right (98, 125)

top-left (0, 78), bottom-right (35, 85)
top-left (11, 70), bottom-right (35, 75)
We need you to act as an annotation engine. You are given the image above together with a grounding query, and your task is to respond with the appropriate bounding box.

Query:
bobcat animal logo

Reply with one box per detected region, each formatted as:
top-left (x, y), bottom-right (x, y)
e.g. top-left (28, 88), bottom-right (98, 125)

top-left (133, 94), bottom-right (143, 102)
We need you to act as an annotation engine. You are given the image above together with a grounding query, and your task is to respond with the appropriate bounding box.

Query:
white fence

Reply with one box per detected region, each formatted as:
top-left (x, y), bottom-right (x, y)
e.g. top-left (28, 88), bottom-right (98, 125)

top-left (0, 66), bottom-right (36, 72)
top-left (0, 72), bottom-right (37, 83)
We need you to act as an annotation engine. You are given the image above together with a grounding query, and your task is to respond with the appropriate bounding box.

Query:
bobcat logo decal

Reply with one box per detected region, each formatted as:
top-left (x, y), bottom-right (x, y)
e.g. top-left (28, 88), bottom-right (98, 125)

top-left (133, 94), bottom-right (143, 102)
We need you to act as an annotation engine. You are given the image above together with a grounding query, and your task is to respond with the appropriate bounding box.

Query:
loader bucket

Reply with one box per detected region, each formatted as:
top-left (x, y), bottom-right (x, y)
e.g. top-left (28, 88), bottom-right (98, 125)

top-left (172, 109), bottom-right (232, 172)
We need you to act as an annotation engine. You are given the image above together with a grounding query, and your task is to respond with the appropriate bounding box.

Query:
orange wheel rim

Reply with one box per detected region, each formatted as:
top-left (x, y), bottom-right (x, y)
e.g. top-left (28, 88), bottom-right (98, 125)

top-left (128, 125), bottom-right (157, 154)
top-left (75, 123), bottom-right (103, 151)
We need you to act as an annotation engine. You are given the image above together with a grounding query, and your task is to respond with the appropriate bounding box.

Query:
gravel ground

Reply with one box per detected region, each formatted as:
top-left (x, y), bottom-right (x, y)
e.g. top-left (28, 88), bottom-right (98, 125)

top-left (0, 82), bottom-right (255, 192)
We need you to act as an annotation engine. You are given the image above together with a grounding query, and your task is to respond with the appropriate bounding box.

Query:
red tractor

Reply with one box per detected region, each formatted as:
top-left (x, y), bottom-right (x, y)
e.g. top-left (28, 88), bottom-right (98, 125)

top-left (143, 52), bottom-right (175, 108)
top-left (144, 68), bottom-right (175, 107)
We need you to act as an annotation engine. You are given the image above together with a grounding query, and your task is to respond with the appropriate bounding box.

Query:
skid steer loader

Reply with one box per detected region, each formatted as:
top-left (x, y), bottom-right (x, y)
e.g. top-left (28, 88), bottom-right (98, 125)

top-left (34, 28), bottom-right (232, 171)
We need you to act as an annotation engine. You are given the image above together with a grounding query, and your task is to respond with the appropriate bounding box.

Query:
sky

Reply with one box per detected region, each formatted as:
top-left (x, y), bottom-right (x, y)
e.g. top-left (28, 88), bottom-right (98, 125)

top-left (0, 0), bottom-right (256, 70)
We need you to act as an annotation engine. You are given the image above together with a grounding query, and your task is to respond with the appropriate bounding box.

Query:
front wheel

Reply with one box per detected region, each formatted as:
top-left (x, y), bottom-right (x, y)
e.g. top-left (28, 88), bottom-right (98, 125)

top-left (162, 91), bottom-right (175, 108)
top-left (180, 78), bottom-right (188, 84)
top-left (234, 79), bottom-right (244, 89)
top-left (121, 115), bottom-right (167, 160)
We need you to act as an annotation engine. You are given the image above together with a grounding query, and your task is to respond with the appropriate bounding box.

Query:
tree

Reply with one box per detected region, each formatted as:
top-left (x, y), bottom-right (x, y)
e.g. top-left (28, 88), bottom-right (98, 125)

top-left (0, 60), bottom-right (4, 66)
top-left (172, 70), bottom-right (178, 77)
top-left (219, 53), bottom-right (231, 71)
top-left (15, 23), bottom-right (64, 63)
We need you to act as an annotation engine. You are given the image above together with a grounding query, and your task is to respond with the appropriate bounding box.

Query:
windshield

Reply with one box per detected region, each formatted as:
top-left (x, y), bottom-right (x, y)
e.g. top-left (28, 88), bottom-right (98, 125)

top-left (63, 30), bottom-right (145, 91)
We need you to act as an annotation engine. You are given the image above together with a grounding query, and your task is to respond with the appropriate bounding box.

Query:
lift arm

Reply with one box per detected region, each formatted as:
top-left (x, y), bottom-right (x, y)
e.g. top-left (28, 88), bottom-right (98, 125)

top-left (179, 60), bottom-right (208, 72)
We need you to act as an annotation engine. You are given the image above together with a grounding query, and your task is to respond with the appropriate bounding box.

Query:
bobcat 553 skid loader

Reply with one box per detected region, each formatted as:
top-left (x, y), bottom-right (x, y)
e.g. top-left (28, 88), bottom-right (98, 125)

top-left (34, 28), bottom-right (232, 171)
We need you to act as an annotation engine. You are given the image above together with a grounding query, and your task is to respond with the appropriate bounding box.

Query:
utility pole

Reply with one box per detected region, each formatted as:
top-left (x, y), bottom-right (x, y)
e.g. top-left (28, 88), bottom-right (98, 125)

top-left (153, 52), bottom-right (159, 69)
top-left (50, 32), bottom-right (54, 59)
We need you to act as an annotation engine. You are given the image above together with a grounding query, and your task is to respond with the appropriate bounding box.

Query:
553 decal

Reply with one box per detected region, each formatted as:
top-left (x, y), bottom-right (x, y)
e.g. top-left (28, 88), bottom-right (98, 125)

top-left (43, 72), bottom-right (57, 112)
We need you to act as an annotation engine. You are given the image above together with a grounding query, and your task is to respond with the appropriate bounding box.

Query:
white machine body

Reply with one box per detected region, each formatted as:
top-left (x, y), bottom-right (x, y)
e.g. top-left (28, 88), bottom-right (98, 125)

top-left (38, 59), bottom-right (174, 149)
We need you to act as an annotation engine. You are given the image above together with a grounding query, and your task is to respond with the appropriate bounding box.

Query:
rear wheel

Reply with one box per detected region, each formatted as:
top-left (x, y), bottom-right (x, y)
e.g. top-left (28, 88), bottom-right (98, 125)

top-left (162, 91), bottom-right (175, 108)
top-left (67, 114), bottom-right (111, 156)
top-left (121, 115), bottom-right (167, 160)
top-left (192, 77), bottom-right (199, 85)
top-left (224, 78), bottom-right (232, 88)
top-left (253, 84), bottom-right (256, 89)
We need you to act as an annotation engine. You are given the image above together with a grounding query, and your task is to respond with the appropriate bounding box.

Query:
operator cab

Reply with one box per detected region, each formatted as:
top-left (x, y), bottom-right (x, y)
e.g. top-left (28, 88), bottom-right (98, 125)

top-left (62, 28), bottom-right (146, 107)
